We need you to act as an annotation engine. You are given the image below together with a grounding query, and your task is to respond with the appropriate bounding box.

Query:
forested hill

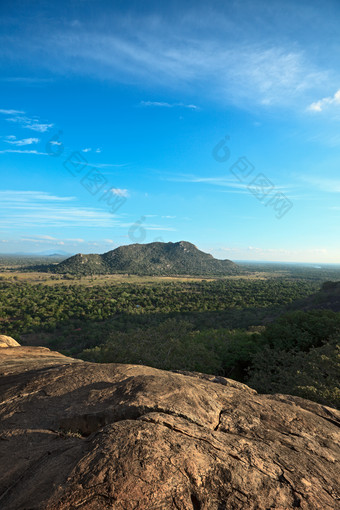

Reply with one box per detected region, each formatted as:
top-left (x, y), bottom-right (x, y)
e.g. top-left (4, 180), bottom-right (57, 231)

top-left (49, 241), bottom-right (239, 276)
top-left (292, 280), bottom-right (340, 312)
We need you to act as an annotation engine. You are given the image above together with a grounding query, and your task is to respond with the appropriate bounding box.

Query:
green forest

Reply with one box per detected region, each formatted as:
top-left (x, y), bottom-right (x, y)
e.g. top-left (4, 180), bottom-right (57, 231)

top-left (0, 268), bottom-right (339, 409)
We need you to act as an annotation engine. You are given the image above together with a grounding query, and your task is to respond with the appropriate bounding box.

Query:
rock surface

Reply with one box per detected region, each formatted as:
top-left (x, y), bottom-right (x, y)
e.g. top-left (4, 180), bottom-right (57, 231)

top-left (0, 335), bottom-right (20, 348)
top-left (0, 345), bottom-right (339, 509)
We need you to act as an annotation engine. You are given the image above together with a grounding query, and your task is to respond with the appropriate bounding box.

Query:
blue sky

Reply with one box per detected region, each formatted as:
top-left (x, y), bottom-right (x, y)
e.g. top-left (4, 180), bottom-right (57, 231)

top-left (1, 0), bottom-right (340, 262)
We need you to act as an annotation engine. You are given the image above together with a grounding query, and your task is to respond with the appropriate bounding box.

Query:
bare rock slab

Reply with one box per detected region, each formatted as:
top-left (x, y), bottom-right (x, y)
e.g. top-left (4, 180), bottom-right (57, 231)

top-left (0, 335), bottom-right (20, 348)
top-left (0, 346), bottom-right (339, 509)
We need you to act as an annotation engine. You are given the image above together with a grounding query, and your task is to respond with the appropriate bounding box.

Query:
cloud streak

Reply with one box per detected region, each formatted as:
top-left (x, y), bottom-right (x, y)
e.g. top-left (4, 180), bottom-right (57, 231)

top-left (140, 101), bottom-right (198, 109)
top-left (0, 109), bottom-right (53, 132)
top-left (4, 136), bottom-right (40, 147)
top-left (166, 173), bottom-right (292, 193)
top-left (3, 136), bottom-right (40, 146)
top-left (0, 149), bottom-right (47, 155)
top-left (0, 191), bottom-right (75, 202)
top-left (0, 190), bottom-right (124, 229)
top-left (0, 109), bottom-right (25, 115)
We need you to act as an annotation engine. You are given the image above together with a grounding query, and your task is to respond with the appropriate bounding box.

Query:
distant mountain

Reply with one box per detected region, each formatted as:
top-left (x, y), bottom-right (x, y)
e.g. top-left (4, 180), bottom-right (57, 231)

top-left (11, 250), bottom-right (72, 257)
top-left (36, 250), bottom-right (72, 257)
top-left (50, 241), bottom-right (238, 276)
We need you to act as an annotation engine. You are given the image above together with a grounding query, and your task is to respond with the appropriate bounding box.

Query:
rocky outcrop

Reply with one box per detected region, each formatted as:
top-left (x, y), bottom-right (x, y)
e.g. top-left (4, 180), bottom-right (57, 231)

top-left (0, 335), bottom-right (20, 348)
top-left (51, 241), bottom-right (238, 276)
top-left (0, 345), bottom-right (339, 509)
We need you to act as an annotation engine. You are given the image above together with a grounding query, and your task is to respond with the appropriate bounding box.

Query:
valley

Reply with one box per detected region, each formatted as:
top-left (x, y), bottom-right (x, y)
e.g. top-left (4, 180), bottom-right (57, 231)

top-left (1, 251), bottom-right (339, 410)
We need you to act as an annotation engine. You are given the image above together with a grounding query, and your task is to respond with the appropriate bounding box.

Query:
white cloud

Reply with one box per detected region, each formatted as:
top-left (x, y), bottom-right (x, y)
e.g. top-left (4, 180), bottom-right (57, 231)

top-left (0, 149), bottom-right (47, 155)
top-left (1, 109), bottom-right (53, 132)
top-left (20, 120), bottom-right (53, 133)
top-left (140, 101), bottom-right (198, 109)
top-left (0, 109), bottom-right (24, 115)
top-left (0, 191), bottom-right (75, 202)
top-left (95, 148), bottom-right (102, 153)
top-left (143, 226), bottom-right (176, 231)
top-left (20, 235), bottom-right (57, 242)
top-left (308, 89), bottom-right (340, 112)
top-left (35, 235), bottom-right (57, 240)
top-left (68, 238), bottom-right (84, 243)
top-left (20, 235), bottom-right (86, 245)
top-left (0, 190), bottom-right (123, 229)
top-left (4, 136), bottom-right (40, 146)
top-left (82, 147), bottom-right (92, 152)
top-left (109, 188), bottom-right (129, 197)
top-left (70, 161), bottom-right (127, 169)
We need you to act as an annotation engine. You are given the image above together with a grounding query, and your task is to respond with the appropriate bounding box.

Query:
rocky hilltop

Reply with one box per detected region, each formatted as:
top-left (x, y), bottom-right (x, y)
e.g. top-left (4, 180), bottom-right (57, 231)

top-left (49, 241), bottom-right (238, 276)
top-left (0, 338), bottom-right (339, 509)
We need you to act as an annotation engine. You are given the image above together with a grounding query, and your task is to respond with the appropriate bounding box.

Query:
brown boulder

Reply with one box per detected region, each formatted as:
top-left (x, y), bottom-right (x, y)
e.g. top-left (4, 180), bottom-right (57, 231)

top-left (0, 346), bottom-right (339, 509)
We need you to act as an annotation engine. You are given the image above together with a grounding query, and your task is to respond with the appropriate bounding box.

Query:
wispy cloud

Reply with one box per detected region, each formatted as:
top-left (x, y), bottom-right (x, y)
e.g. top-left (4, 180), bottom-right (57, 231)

top-left (21, 235), bottom-right (85, 244)
top-left (0, 109), bottom-right (25, 115)
top-left (0, 190), bottom-right (123, 229)
top-left (0, 13), bottom-right (330, 110)
top-left (4, 136), bottom-right (39, 146)
top-left (0, 191), bottom-right (75, 202)
top-left (0, 109), bottom-right (53, 132)
top-left (166, 173), bottom-right (291, 193)
top-left (24, 235), bottom-right (57, 241)
top-left (308, 89), bottom-right (340, 112)
top-left (300, 176), bottom-right (340, 193)
top-left (71, 160), bottom-right (127, 169)
top-left (0, 149), bottom-right (47, 155)
top-left (140, 101), bottom-right (198, 109)
top-left (6, 116), bottom-right (53, 132)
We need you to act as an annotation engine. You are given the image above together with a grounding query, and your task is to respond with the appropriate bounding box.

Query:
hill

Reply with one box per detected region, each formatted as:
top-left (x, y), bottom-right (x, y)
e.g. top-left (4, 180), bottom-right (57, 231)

top-left (50, 241), bottom-right (239, 276)
top-left (0, 340), bottom-right (339, 509)
top-left (292, 280), bottom-right (340, 312)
